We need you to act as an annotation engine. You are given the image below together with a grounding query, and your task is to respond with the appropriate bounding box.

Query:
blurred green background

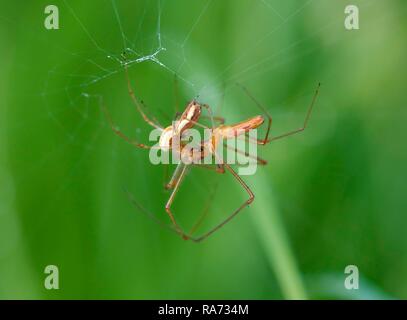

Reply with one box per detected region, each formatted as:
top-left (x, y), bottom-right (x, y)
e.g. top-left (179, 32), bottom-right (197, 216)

top-left (1, 0), bottom-right (406, 299)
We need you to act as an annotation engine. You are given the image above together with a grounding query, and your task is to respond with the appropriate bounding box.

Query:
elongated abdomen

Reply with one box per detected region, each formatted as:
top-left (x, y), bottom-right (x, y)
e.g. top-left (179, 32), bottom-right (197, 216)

top-left (216, 115), bottom-right (264, 139)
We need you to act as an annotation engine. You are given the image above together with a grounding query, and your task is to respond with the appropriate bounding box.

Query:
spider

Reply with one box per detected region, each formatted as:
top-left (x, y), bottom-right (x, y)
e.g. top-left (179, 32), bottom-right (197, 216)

top-left (103, 58), bottom-right (321, 242)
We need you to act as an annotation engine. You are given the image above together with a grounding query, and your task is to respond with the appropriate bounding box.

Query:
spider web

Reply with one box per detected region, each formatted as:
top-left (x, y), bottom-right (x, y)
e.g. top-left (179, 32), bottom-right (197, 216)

top-left (0, 0), bottom-right (396, 298)
top-left (42, 0), bottom-right (328, 142)
top-left (9, 0), bottom-right (379, 237)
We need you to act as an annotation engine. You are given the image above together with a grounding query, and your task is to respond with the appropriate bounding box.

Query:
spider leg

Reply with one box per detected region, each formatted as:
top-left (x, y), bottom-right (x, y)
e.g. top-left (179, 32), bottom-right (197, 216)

top-left (124, 188), bottom-right (179, 235)
top-left (139, 99), bottom-right (162, 128)
top-left (192, 163), bottom-right (225, 174)
top-left (201, 103), bottom-right (215, 130)
top-left (164, 110), bottom-right (183, 187)
top-left (123, 60), bottom-right (163, 130)
top-left (236, 83), bottom-right (320, 144)
top-left (163, 164), bottom-right (170, 189)
top-left (165, 149), bottom-right (254, 242)
top-left (188, 162), bottom-right (254, 243)
top-left (199, 83), bottom-right (226, 125)
top-left (102, 102), bottom-right (157, 149)
top-left (127, 166), bottom-right (219, 239)
top-left (224, 144), bottom-right (267, 165)
top-left (165, 161), bottom-right (254, 242)
top-left (268, 82), bottom-right (321, 142)
top-left (165, 162), bottom-right (186, 190)
top-left (164, 164), bottom-right (192, 239)
top-left (200, 115), bottom-right (225, 125)
top-left (189, 182), bottom-right (219, 235)
top-left (125, 164), bottom-right (191, 239)
top-left (236, 83), bottom-right (272, 145)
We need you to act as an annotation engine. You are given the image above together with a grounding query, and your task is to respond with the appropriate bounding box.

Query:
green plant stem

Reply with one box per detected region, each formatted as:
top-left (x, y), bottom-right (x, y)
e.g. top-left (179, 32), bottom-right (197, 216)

top-left (248, 172), bottom-right (307, 299)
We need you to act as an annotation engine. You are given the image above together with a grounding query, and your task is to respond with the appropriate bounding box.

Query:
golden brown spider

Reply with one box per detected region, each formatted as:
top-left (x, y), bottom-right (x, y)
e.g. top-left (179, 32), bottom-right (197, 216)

top-left (103, 58), bottom-right (320, 242)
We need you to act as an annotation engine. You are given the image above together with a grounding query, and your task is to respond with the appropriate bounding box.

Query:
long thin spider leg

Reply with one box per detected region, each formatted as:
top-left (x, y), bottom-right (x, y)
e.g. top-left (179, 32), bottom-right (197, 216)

top-left (165, 162), bottom-right (185, 190)
top-left (180, 106), bottom-right (216, 150)
top-left (167, 151), bottom-right (254, 242)
top-left (189, 182), bottom-right (219, 235)
top-left (268, 82), bottom-right (321, 142)
top-left (184, 119), bottom-right (209, 130)
top-left (236, 83), bottom-right (272, 145)
top-left (122, 57), bottom-right (163, 130)
top-left (163, 164), bottom-right (170, 189)
top-left (139, 99), bottom-right (162, 128)
top-left (189, 162), bottom-right (254, 243)
top-left (198, 84), bottom-right (226, 125)
top-left (192, 163), bottom-right (225, 174)
top-left (237, 132), bottom-right (269, 145)
top-left (201, 103), bottom-right (215, 131)
top-left (165, 164), bottom-right (192, 240)
top-left (224, 144), bottom-right (267, 165)
top-left (125, 182), bottom-right (216, 240)
top-left (165, 161), bottom-right (247, 242)
top-left (162, 141), bottom-right (181, 190)
top-left (200, 115), bottom-right (225, 125)
top-left (102, 102), bottom-right (157, 149)
top-left (124, 188), bottom-right (179, 235)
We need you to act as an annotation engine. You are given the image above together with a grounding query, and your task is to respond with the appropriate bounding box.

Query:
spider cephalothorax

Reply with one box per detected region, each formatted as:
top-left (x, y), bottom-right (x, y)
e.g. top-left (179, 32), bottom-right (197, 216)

top-left (158, 100), bottom-right (202, 152)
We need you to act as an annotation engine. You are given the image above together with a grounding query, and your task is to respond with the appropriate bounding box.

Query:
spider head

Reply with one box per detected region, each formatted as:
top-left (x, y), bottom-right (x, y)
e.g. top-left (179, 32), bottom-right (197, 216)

top-left (182, 100), bottom-right (202, 125)
top-left (159, 100), bottom-right (204, 151)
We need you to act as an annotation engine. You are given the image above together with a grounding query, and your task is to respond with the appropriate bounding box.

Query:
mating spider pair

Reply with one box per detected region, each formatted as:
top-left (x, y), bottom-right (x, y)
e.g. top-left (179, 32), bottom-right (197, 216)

top-left (103, 57), bottom-right (320, 242)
